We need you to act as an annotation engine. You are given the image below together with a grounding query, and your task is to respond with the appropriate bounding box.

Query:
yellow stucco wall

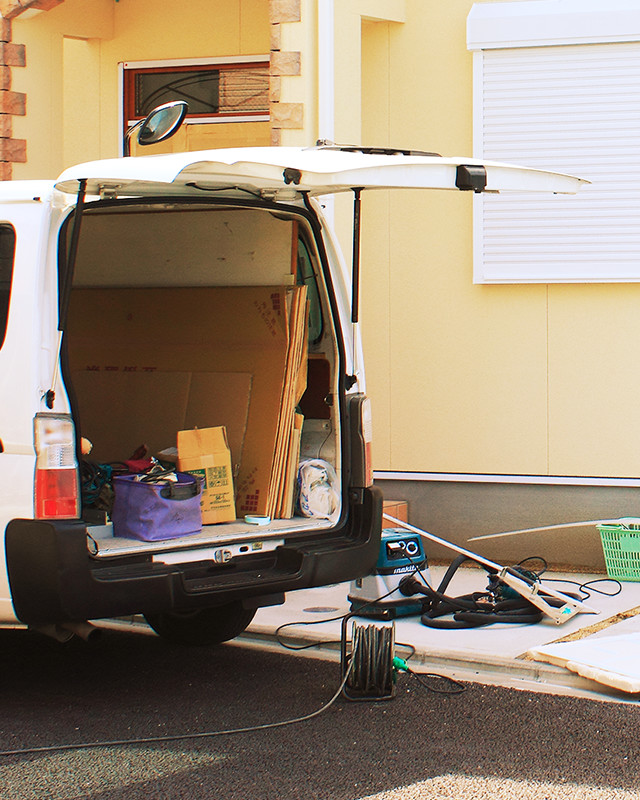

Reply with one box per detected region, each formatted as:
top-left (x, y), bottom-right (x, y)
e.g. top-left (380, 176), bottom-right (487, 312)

top-left (356, 0), bottom-right (640, 478)
top-left (357, 2), bottom-right (552, 475)
top-left (12, 0), bottom-right (270, 178)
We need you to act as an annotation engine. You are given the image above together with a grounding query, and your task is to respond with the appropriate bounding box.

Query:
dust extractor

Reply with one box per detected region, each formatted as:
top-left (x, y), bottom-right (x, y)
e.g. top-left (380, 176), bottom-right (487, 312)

top-left (348, 528), bottom-right (431, 619)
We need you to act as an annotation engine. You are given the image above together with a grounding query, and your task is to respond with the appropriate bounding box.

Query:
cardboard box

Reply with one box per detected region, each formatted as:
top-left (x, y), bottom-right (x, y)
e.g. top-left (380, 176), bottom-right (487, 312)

top-left (383, 500), bottom-right (409, 524)
top-left (177, 427), bottom-right (235, 524)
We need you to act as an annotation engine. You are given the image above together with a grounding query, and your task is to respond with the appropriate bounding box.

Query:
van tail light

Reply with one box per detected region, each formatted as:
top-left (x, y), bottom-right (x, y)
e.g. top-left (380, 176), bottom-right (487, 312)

top-left (34, 413), bottom-right (80, 519)
top-left (361, 397), bottom-right (374, 487)
top-left (349, 394), bottom-right (374, 488)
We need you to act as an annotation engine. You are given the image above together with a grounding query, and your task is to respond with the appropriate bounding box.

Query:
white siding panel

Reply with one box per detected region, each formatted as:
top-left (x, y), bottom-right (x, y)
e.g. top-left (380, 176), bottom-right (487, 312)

top-left (475, 42), bottom-right (640, 283)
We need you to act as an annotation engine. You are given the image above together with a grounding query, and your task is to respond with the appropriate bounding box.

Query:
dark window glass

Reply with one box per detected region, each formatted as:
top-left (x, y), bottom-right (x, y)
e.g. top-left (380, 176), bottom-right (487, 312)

top-left (135, 70), bottom-right (220, 117)
top-left (0, 224), bottom-right (16, 351)
top-left (297, 237), bottom-right (323, 344)
top-left (126, 63), bottom-right (269, 121)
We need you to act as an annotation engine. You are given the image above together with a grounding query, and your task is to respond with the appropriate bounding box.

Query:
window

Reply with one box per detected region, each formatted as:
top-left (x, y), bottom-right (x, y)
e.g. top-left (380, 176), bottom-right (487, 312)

top-left (468, 0), bottom-right (640, 283)
top-left (0, 224), bottom-right (16, 351)
top-left (297, 237), bottom-right (323, 344)
top-left (123, 57), bottom-right (269, 127)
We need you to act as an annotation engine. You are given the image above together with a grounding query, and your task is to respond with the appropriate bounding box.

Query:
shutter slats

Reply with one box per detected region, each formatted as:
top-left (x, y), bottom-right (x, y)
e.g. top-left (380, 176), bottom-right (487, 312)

top-left (477, 41), bottom-right (640, 282)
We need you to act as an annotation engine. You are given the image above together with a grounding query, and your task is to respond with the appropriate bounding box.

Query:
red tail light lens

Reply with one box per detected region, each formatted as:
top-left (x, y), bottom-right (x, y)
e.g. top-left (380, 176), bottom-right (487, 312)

top-left (34, 413), bottom-right (79, 519)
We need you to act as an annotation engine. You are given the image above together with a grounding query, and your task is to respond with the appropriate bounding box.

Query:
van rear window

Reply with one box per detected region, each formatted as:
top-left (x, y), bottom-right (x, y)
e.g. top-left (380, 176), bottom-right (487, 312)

top-left (0, 224), bottom-right (15, 351)
top-left (297, 237), bottom-right (322, 343)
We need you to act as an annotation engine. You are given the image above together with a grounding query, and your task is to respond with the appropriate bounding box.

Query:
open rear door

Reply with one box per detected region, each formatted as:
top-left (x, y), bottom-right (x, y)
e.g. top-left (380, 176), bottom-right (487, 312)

top-left (54, 146), bottom-right (588, 198)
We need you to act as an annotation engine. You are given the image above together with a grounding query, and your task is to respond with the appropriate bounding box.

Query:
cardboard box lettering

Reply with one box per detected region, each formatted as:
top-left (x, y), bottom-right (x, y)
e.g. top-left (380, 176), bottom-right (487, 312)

top-left (177, 427), bottom-right (235, 524)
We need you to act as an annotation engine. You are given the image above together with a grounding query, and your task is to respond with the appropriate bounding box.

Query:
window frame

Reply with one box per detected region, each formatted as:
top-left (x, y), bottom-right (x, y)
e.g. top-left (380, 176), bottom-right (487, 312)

top-left (120, 55), bottom-right (270, 138)
top-left (0, 222), bottom-right (16, 352)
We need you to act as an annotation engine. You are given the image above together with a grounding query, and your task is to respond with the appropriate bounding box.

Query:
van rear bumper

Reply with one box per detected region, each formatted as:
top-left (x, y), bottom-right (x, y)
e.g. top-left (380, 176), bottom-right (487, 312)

top-left (5, 486), bottom-right (382, 625)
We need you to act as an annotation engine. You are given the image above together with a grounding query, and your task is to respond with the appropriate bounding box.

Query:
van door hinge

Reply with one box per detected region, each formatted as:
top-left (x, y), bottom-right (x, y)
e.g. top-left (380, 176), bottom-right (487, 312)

top-left (283, 168), bottom-right (302, 185)
top-left (345, 375), bottom-right (357, 390)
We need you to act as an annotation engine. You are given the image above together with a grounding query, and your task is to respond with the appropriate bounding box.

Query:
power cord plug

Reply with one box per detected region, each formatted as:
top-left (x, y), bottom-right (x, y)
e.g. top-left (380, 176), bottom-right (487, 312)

top-left (398, 575), bottom-right (424, 597)
top-left (392, 656), bottom-right (409, 673)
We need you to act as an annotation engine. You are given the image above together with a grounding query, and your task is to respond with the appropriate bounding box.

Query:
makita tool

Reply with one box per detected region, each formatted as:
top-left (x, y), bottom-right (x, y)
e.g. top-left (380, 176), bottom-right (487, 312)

top-left (348, 528), bottom-right (431, 619)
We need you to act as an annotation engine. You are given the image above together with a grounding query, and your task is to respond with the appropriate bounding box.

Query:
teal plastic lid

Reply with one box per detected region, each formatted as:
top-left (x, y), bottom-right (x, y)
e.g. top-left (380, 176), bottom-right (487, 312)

top-left (244, 514), bottom-right (271, 526)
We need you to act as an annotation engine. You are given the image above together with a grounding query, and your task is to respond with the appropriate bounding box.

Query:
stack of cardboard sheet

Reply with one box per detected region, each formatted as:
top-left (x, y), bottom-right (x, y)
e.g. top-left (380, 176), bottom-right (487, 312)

top-left (267, 284), bottom-right (308, 519)
top-left (67, 283), bottom-right (309, 523)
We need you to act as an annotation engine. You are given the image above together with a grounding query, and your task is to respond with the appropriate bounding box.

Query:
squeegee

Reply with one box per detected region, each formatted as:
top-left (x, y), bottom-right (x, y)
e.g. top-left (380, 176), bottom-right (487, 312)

top-left (382, 514), bottom-right (599, 625)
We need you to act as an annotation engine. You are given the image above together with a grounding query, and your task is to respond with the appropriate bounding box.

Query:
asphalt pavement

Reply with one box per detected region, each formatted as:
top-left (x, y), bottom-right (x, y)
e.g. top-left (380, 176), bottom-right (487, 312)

top-left (0, 625), bottom-right (638, 800)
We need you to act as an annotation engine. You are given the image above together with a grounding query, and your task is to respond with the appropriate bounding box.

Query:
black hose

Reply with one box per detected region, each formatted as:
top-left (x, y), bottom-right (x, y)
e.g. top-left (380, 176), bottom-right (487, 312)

top-left (405, 556), bottom-right (568, 629)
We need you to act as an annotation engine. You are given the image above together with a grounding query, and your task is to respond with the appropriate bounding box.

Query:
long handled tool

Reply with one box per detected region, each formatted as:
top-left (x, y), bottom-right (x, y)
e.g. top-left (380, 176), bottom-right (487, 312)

top-left (467, 518), bottom-right (625, 543)
top-left (383, 514), bottom-right (599, 625)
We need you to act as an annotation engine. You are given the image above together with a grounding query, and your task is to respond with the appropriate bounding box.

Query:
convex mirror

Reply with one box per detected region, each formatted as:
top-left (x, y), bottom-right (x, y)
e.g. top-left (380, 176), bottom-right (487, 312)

top-left (123, 101), bottom-right (188, 156)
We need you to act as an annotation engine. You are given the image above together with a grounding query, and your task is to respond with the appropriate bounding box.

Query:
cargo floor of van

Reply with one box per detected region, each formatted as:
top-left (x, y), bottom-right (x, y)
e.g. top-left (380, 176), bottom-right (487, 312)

top-left (86, 517), bottom-right (326, 559)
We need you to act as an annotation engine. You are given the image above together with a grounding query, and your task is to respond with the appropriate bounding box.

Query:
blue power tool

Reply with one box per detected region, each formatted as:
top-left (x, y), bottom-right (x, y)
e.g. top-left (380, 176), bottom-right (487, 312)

top-left (348, 528), bottom-right (431, 619)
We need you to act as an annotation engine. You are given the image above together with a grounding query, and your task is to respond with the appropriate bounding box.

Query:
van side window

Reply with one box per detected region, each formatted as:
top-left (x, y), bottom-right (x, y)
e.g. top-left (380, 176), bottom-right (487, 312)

top-left (0, 224), bottom-right (16, 351)
top-left (297, 237), bottom-right (322, 343)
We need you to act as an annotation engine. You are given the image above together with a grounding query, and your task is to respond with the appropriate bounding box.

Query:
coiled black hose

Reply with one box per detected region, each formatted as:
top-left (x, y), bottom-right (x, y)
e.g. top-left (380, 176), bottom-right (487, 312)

top-left (400, 554), bottom-right (579, 629)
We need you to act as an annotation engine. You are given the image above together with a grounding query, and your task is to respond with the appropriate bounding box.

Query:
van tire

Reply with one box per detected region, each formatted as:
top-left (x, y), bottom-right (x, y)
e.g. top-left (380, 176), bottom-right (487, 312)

top-left (144, 603), bottom-right (256, 646)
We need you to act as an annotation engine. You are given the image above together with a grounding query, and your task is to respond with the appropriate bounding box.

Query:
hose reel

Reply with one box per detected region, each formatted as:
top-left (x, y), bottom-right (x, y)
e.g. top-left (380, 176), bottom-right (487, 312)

top-left (340, 616), bottom-right (396, 701)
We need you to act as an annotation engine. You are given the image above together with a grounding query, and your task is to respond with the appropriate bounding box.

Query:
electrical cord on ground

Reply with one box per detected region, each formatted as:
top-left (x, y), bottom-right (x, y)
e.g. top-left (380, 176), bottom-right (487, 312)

top-left (341, 621), bottom-right (467, 700)
top-left (513, 555), bottom-right (623, 598)
top-left (575, 578), bottom-right (622, 597)
top-left (407, 669), bottom-right (466, 695)
top-left (0, 650), bottom-right (358, 758)
top-left (391, 658), bottom-right (466, 696)
top-left (0, 547), bottom-right (461, 756)
top-left (274, 579), bottom-right (416, 651)
top-left (342, 620), bottom-right (396, 700)
top-left (397, 554), bottom-right (543, 629)
top-left (397, 550), bottom-right (618, 629)
top-left (537, 575), bottom-right (622, 600)
top-left (276, 547), bottom-right (466, 698)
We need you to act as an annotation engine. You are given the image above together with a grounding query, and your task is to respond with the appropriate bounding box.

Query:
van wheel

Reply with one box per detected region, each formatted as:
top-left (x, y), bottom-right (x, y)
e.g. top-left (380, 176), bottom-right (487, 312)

top-left (144, 603), bottom-right (256, 646)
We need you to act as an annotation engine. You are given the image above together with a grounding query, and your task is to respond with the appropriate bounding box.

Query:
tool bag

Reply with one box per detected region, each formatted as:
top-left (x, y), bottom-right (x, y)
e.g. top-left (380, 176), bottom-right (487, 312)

top-left (111, 471), bottom-right (202, 541)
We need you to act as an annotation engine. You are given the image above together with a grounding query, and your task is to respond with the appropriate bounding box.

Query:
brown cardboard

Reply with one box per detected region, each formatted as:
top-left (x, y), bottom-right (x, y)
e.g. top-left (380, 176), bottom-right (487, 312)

top-left (67, 285), bottom-right (307, 517)
top-left (70, 369), bottom-right (252, 472)
top-left (383, 500), bottom-right (409, 524)
top-left (177, 426), bottom-right (235, 524)
top-left (280, 412), bottom-right (304, 518)
top-left (269, 284), bottom-right (308, 518)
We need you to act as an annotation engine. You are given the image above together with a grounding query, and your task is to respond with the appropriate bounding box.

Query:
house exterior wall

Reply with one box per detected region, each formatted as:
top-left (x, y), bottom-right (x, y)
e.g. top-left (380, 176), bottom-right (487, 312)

top-left (280, 1), bottom-right (640, 483)
top-left (274, 1), bottom-right (556, 475)
top-left (360, 1), bottom-right (633, 483)
top-left (11, 0), bottom-right (271, 178)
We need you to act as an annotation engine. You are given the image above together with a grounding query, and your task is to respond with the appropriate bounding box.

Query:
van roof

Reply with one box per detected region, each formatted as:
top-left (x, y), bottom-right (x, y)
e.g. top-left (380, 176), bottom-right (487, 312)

top-left (53, 146), bottom-right (587, 199)
top-left (0, 181), bottom-right (54, 202)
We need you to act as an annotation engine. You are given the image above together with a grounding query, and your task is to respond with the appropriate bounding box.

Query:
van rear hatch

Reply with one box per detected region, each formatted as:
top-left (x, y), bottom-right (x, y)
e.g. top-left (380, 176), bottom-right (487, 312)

top-left (54, 146), bottom-right (587, 198)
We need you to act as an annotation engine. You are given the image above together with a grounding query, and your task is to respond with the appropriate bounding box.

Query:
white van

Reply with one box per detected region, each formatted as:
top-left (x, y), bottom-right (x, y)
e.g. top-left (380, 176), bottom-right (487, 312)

top-left (0, 114), bottom-right (585, 645)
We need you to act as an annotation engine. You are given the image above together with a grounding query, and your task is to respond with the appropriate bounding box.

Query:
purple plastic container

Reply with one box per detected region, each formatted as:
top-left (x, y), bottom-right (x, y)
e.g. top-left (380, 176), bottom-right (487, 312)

top-left (111, 472), bottom-right (202, 541)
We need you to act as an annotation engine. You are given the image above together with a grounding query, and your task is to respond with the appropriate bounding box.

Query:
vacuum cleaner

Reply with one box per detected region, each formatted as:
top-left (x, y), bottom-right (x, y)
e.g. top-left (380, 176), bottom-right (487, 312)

top-left (348, 528), bottom-right (432, 619)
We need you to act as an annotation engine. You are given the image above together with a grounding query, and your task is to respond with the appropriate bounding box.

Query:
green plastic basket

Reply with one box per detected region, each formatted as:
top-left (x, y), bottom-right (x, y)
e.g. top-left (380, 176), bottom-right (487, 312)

top-left (596, 518), bottom-right (640, 581)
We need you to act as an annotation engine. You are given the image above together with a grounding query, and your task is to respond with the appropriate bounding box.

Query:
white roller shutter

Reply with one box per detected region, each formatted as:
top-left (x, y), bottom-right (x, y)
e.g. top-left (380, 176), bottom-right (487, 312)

top-left (473, 40), bottom-right (640, 283)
